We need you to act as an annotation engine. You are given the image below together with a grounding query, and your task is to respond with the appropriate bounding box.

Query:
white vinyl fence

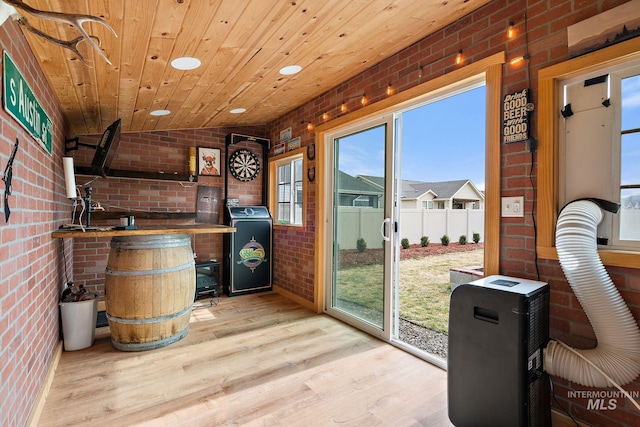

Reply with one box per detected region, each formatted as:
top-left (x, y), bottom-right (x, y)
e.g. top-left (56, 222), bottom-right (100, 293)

top-left (620, 209), bottom-right (640, 240)
top-left (337, 207), bottom-right (485, 250)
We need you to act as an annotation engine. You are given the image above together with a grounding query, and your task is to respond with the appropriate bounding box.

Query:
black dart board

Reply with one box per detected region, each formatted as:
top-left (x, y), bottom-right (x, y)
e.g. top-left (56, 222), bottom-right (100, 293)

top-left (229, 149), bottom-right (260, 182)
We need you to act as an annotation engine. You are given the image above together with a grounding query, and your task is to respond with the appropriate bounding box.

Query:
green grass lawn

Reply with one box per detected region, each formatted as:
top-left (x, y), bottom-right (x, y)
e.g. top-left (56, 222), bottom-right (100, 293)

top-left (334, 249), bottom-right (484, 334)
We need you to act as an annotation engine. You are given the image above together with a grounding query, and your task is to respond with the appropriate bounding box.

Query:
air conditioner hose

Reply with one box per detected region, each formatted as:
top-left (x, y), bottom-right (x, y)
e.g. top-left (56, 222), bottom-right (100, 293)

top-left (543, 199), bottom-right (640, 388)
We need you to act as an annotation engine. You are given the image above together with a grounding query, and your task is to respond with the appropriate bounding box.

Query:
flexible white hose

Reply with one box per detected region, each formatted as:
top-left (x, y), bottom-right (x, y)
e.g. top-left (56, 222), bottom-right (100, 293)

top-left (543, 200), bottom-right (640, 387)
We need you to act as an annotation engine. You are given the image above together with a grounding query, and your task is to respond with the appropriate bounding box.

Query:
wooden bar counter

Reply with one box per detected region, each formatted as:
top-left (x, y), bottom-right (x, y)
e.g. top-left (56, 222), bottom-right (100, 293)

top-left (52, 223), bottom-right (235, 239)
top-left (52, 224), bottom-right (235, 351)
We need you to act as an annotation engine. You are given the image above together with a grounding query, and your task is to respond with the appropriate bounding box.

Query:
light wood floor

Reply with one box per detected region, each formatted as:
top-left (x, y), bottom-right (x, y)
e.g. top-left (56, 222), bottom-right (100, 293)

top-left (37, 292), bottom-right (452, 427)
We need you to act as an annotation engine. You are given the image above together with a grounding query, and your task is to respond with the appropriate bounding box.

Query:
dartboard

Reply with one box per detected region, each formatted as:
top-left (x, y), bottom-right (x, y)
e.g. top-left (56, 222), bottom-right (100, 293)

top-left (229, 149), bottom-right (260, 182)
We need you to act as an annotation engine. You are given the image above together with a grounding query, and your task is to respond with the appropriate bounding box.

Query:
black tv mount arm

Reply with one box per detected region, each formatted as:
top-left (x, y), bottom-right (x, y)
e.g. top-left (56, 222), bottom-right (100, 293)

top-left (64, 136), bottom-right (97, 154)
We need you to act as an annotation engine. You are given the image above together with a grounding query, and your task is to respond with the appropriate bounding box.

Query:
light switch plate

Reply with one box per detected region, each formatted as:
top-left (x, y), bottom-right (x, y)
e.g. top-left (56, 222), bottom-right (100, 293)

top-left (502, 196), bottom-right (524, 217)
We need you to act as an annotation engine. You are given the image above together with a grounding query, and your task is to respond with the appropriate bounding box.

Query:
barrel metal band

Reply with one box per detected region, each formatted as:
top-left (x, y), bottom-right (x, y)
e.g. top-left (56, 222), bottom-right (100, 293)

top-left (111, 240), bottom-right (190, 249)
top-left (110, 327), bottom-right (189, 352)
top-left (110, 234), bottom-right (191, 249)
top-left (105, 260), bottom-right (195, 276)
top-left (106, 306), bottom-right (192, 324)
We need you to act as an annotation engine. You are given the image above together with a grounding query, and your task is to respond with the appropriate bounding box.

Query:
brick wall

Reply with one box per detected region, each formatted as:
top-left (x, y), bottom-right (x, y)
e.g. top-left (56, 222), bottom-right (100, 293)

top-left (265, 1), bottom-right (639, 426)
top-left (68, 126), bottom-right (267, 297)
top-left (4, 1), bottom-right (640, 426)
top-left (0, 20), bottom-right (70, 427)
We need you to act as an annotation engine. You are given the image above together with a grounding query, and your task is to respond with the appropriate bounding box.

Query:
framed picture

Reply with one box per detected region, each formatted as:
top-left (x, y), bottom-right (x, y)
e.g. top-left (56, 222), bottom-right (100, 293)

top-left (274, 142), bottom-right (286, 156)
top-left (280, 127), bottom-right (292, 143)
top-left (198, 147), bottom-right (221, 176)
top-left (567, 0), bottom-right (640, 58)
top-left (287, 137), bottom-right (300, 151)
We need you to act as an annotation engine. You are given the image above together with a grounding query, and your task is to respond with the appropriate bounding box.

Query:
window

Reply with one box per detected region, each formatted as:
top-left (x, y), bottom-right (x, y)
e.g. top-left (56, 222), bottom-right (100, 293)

top-left (269, 150), bottom-right (305, 226)
top-left (558, 59), bottom-right (640, 251)
top-left (538, 37), bottom-right (640, 267)
top-left (619, 72), bottom-right (640, 243)
top-left (422, 200), bottom-right (434, 209)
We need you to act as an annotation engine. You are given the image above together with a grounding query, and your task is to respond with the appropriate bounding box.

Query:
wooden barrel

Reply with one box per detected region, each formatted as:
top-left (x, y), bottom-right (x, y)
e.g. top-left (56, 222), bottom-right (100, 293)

top-left (105, 234), bottom-right (195, 351)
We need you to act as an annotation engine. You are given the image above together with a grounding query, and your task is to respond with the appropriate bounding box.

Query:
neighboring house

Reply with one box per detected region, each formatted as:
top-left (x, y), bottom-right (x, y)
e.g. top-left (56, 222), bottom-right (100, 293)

top-left (356, 175), bottom-right (485, 210)
top-left (337, 171), bottom-right (383, 207)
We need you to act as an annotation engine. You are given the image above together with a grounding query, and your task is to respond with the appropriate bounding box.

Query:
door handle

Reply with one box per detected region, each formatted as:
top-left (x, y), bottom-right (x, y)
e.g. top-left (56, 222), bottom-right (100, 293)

top-left (380, 218), bottom-right (391, 241)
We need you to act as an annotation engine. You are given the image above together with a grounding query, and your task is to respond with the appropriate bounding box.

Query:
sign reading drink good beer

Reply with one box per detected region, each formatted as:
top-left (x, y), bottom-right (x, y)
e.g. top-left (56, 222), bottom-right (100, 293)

top-left (503, 88), bottom-right (530, 144)
top-left (3, 51), bottom-right (53, 155)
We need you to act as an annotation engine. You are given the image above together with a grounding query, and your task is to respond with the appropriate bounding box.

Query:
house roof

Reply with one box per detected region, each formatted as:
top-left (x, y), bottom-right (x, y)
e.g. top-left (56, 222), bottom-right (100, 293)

top-left (337, 171), bottom-right (382, 195)
top-left (357, 175), bottom-right (481, 200)
top-left (405, 179), bottom-right (473, 200)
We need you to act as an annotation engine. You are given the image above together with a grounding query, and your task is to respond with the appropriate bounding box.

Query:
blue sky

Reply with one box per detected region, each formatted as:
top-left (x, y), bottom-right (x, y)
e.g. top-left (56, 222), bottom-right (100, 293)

top-left (622, 74), bottom-right (640, 197)
top-left (400, 86), bottom-right (486, 189)
top-left (337, 78), bottom-right (639, 201)
top-left (337, 86), bottom-right (486, 190)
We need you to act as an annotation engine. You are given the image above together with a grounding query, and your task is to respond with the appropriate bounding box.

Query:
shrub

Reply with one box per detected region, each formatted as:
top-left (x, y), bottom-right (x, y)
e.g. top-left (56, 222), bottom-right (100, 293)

top-left (420, 236), bottom-right (430, 247)
top-left (356, 238), bottom-right (367, 253)
top-left (473, 232), bottom-right (481, 244)
top-left (459, 235), bottom-right (467, 245)
top-left (440, 235), bottom-right (449, 246)
top-left (401, 238), bottom-right (410, 249)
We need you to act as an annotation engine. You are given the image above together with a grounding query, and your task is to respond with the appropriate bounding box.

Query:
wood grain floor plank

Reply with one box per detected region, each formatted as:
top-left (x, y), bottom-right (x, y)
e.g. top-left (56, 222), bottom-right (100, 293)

top-left (37, 292), bottom-right (452, 427)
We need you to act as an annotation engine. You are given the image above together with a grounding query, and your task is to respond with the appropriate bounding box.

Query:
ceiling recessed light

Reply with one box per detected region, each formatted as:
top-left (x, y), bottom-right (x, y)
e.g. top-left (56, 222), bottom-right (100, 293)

top-left (150, 109), bottom-right (171, 116)
top-left (171, 57), bottom-right (201, 70)
top-left (279, 65), bottom-right (302, 75)
top-left (230, 108), bottom-right (246, 114)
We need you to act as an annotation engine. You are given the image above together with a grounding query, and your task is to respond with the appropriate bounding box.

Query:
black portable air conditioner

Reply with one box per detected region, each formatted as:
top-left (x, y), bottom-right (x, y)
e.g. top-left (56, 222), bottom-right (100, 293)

top-left (448, 275), bottom-right (551, 427)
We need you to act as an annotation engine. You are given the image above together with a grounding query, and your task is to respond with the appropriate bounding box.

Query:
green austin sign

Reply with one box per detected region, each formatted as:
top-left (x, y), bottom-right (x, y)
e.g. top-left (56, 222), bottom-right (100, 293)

top-left (3, 51), bottom-right (53, 155)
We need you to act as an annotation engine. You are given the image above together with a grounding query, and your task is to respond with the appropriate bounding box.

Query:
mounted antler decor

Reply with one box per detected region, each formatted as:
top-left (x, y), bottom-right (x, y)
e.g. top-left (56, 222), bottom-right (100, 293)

top-left (0, 0), bottom-right (116, 65)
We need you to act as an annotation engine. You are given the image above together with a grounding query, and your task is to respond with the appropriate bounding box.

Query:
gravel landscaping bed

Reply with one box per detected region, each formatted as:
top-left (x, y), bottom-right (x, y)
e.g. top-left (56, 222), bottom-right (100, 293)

top-left (399, 318), bottom-right (448, 359)
top-left (335, 299), bottom-right (449, 359)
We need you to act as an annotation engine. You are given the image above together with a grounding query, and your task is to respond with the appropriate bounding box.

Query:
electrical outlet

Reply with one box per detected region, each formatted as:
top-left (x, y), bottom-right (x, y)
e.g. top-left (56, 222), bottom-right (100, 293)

top-left (502, 196), bottom-right (524, 217)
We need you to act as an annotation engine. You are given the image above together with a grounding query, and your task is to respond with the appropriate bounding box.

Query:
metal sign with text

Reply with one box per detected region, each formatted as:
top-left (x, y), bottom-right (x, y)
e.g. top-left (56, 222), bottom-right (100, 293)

top-left (3, 51), bottom-right (53, 155)
top-left (503, 88), bottom-right (530, 144)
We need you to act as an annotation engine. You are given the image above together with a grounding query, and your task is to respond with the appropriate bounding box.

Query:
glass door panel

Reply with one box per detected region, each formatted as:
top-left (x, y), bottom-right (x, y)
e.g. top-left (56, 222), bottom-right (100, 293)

top-left (327, 119), bottom-right (393, 338)
top-left (393, 84), bottom-right (486, 365)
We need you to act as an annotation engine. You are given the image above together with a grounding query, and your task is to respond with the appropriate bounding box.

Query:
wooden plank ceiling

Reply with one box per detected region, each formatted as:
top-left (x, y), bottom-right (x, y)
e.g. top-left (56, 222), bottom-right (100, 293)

top-left (14, 0), bottom-right (490, 136)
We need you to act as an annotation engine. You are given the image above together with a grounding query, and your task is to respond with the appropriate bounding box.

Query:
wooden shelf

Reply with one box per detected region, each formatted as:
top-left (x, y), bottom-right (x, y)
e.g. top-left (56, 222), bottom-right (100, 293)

top-left (75, 166), bottom-right (197, 183)
top-left (90, 211), bottom-right (197, 221)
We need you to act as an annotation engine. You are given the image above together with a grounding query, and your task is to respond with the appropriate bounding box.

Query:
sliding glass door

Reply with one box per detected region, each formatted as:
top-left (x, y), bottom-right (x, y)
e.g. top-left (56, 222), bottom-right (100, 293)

top-left (325, 116), bottom-right (395, 339)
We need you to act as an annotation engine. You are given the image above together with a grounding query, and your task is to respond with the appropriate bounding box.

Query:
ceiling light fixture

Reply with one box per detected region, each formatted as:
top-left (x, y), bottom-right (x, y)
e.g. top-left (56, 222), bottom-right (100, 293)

top-left (279, 65), bottom-right (302, 75)
top-left (171, 56), bottom-right (201, 70)
top-left (150, 109), bottom-right (170, 116)
top-left (230, 108), bottom-right (246, 114)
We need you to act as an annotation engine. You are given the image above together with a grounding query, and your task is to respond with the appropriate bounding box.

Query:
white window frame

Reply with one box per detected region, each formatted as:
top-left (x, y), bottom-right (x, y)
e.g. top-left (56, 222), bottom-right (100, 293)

top-left (614, 64), bottom-right (640, 248)
top-left (268, 148), bottom-right (305, 227)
